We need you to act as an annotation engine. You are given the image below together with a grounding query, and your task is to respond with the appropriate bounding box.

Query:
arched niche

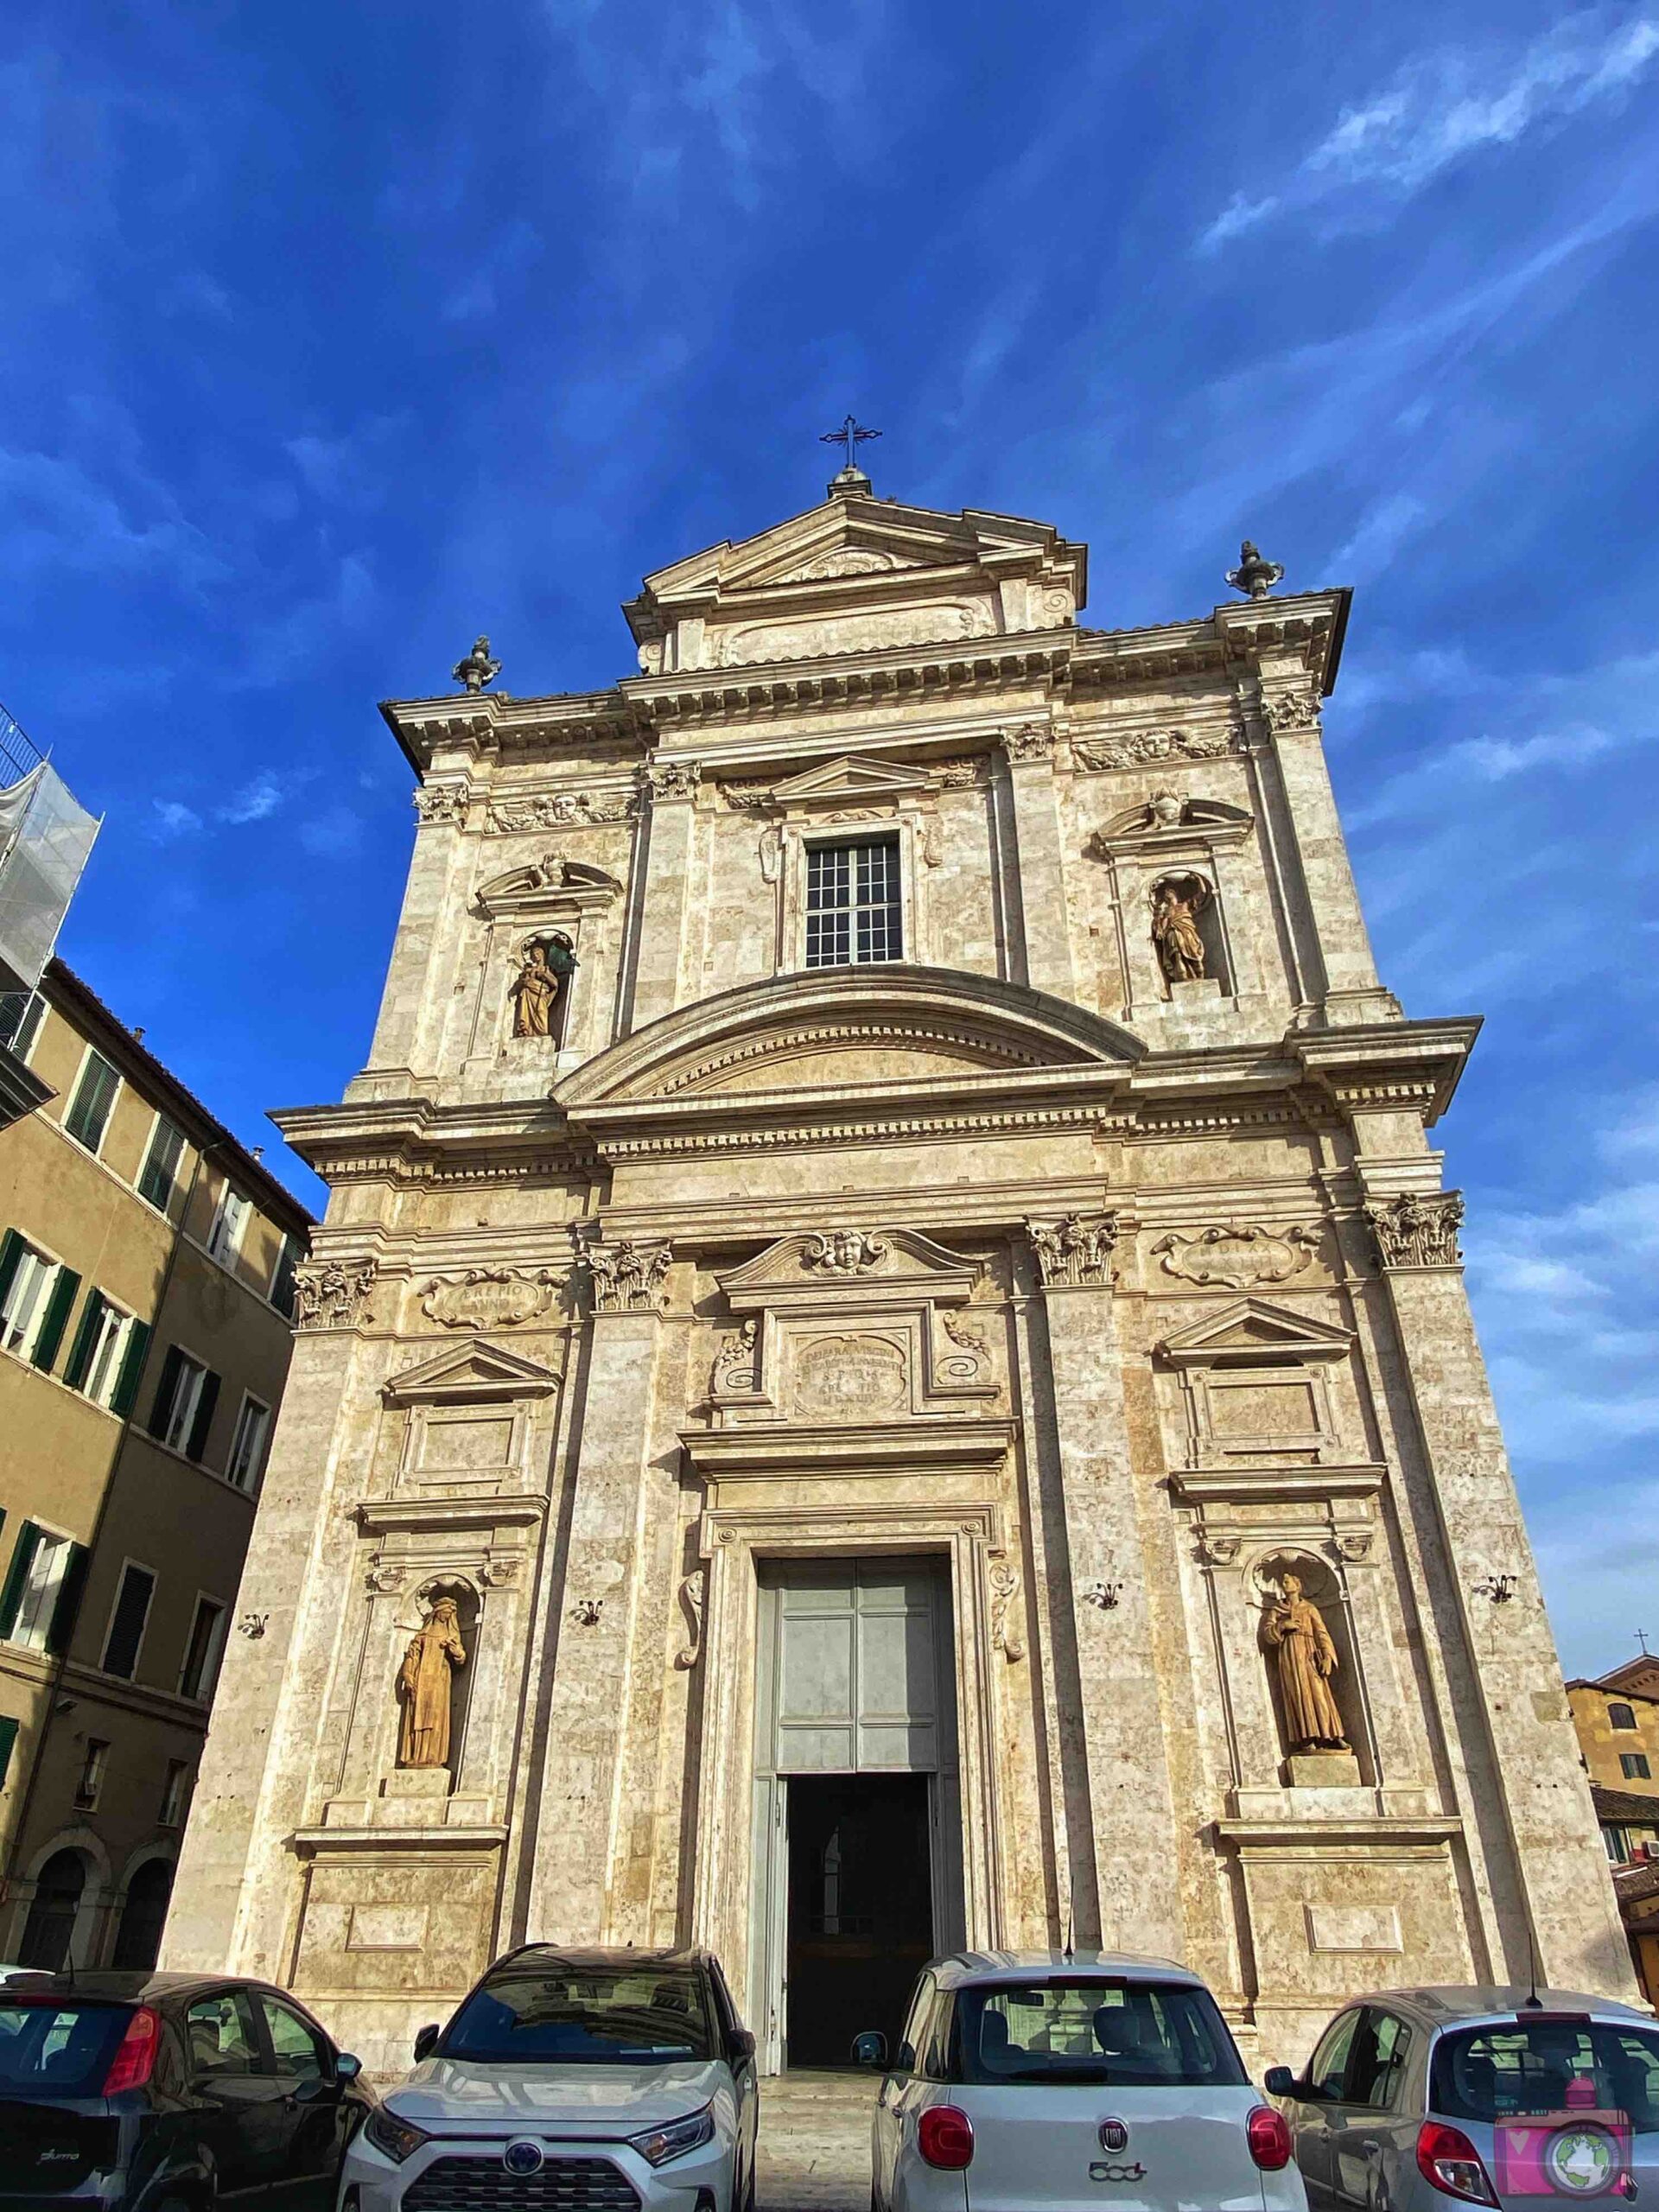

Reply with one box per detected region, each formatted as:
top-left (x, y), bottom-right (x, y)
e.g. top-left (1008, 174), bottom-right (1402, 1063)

top-left (1249, 1548), bottom-right (1371, 1781)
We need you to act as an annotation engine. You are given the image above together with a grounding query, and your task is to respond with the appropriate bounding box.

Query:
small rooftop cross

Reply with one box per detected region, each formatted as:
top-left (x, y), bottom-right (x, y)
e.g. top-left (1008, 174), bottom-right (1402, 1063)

top-left (1640, 1630), bottom-right (1652, 1656)
top-left (820, 413), bottom-right (880, 492)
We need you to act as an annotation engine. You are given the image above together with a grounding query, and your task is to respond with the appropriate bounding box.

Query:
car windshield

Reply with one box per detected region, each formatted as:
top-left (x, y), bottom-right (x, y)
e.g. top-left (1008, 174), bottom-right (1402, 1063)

top-left (1432, 2020), bottom-right (1659, 2135)
top-left (442, 1963), bottom-right (716, 2065)
top-left (0, 2000), bottom-right (130, 2097)
top-left (954, 1978), bottom-right (1248, 2087)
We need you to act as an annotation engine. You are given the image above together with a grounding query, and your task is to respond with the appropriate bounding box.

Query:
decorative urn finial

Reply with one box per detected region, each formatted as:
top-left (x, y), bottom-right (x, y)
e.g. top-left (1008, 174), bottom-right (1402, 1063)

top-left (452, 635), bottom-right (502, 693)
top-left (1226, 540), bottom-right (1285, 600)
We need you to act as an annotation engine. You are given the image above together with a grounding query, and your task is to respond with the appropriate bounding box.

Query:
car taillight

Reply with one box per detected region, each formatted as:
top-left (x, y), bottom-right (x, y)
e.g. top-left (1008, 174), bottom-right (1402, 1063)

top-left (918, 2106), bottom-right (975, 2170)
top-left (1417, 2120), bottom-right (1498, 2206)
top-left (101, 2007), bottom-right (161, 2095)
top-left (1247, 2105), bottom-right (1293, 2170)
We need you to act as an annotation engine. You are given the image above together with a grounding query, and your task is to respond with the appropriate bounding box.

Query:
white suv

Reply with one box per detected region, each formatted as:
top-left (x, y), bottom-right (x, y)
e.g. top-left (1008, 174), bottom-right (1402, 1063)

top-left (340, 1945), bottom-right (759, 2212)
top-left (856, 1950), bottom-right (1306, 2212)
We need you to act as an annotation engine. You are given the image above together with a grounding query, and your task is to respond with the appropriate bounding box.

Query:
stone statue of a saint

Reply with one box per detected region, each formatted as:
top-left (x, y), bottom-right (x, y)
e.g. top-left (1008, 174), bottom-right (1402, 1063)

top-left (1261, 1572), bottom-right (1350, 1753)
top-left (397, 1597), bottom-right (467, 1769)
top-left (509, 939), bottom-right (575, 1039)
top-left (1152, 878), bottom-right (1210, 984)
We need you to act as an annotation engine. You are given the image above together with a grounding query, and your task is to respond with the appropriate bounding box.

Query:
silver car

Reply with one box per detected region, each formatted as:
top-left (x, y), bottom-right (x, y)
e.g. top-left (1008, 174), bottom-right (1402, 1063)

top-left (1266, 1985), bottom-right (1659, 2212)
top-left (856, 1949), bottom-right (1308, 2212)
top-left (340, 1945), bottom-right (760, 2212)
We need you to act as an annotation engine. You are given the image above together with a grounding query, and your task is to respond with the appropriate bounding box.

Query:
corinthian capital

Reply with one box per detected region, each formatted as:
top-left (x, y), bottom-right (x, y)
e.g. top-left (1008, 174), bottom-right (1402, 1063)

top-left (1364, 1191), bottom-right (1464, 1270)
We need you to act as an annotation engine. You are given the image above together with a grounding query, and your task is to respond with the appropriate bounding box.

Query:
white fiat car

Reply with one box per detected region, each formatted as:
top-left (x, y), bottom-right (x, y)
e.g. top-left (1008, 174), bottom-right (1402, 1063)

top-left (340, 1945), bottom-right (760, 2212)
top-left (856, 1951), bottom-right (1306, 2212)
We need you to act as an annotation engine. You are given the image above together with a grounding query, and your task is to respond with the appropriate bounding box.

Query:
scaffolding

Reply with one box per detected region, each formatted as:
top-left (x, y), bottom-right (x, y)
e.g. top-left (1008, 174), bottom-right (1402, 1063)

top-left (0, 701), bottom-right (100, 1003)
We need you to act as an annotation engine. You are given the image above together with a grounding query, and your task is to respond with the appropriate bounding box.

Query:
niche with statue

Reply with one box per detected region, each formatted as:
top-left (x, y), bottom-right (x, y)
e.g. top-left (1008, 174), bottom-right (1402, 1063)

top-left (508, 931), bottom-right (577, 1046)
top-left (1253, 1550), bottom-right (1368, 1786)
top-left (391, 1578), bottom-right (479, 1796)
top-left (1150, 872), bottom-right (1232, 996)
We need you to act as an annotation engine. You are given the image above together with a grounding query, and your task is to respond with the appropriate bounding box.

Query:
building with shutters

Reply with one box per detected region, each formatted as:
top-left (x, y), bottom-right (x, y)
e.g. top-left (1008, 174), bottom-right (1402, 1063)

top-left (0, 957), bottom-right (311, 1970)
top-left (168, 467), bottom-right (1636, 2074)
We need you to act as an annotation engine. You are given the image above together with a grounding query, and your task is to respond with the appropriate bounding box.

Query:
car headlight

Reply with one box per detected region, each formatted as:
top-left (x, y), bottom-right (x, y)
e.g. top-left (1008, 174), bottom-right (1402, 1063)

top-left (630, 2105), bottom-right (716, 2166)
top-left (364, 2105), bottom-right (431, 2164)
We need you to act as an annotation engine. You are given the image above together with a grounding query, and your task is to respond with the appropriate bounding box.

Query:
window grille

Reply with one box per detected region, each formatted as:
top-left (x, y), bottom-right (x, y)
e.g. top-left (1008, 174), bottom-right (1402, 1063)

top-left (804, 836), bottom-right (902, 967)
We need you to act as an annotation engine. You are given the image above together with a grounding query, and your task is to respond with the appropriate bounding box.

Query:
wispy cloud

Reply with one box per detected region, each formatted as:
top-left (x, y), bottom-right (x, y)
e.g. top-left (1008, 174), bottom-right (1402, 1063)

top-left (218, 772), bottom-right (285, 825)
top-left (149, 799), bottom-right (203, 839)
top-left (1198, 14), bottom-right (1659, 246)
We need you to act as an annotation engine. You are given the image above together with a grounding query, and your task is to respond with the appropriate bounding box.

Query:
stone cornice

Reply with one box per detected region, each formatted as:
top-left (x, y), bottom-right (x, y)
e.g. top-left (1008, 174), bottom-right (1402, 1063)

top-left (1294, 1017), bottom-right (1481, 1127)
top-left (378, 588), bottom-right (1352, 770)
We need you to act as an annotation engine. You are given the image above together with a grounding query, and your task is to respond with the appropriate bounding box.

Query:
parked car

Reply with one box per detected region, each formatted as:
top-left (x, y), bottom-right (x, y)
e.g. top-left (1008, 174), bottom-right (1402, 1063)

top-left (854, 1948), bottom-right (1305, 2212)
top-left (340, 1945), bottom-right (760, 2212)
top-left (1265, 1984), bottom-right (1659, 2212)
top-left (0, 1966), bottom-right (371, 2208)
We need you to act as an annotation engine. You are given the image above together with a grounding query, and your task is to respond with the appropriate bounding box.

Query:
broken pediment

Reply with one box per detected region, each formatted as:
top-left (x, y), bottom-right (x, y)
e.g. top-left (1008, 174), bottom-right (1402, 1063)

top-left (555, 967), bottom-right (1143, 1117)
top-left (474, 855), bottom-right (622, 921)
top-left (382, 1338), bottom-right (563, 1406)
top-left (718, 1226), bottom-right (981, 1314)
top-left (1157, 1298), bottom-right (1353, 1370)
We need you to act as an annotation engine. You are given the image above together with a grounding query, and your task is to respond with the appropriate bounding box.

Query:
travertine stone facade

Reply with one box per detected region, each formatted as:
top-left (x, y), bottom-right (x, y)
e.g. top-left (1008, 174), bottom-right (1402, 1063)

top-left (167, 480), bottom-right (1635, 2071)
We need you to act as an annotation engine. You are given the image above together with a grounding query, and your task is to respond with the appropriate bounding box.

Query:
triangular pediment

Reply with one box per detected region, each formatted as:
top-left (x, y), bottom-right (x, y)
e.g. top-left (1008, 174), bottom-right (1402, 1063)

top-left (1158, 1298), bottom-right (1352, 1368)
top-left (624, 494), bottom-right (1086, 675)
top-left (382, 1338), bottom-right (563, 1404)
top-left (555, 967), bottom-right (1143, 1116)
top-left (769, 754), bottom-right (932, 805)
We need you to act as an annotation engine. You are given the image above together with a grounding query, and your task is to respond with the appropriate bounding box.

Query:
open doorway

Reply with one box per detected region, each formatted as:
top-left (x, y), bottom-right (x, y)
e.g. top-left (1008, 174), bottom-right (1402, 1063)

top-left (785, 1771), bottom-right (933, 2068)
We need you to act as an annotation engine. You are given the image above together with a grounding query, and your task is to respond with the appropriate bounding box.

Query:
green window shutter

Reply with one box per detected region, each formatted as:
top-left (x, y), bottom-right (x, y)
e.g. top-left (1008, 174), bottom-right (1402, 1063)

top-left (111, 1319), bottom-right (150, 1419)
top-left (147, 1344), bottom-right (184, 1440)
top-left (0, 1525), bottom-right (41, 1641)
top-left (30, 1268), bottom-right (81, 1374)
top-left (186, 1370), bottom-right (220, 1462)
top-left (62, 1292), bottom-right (105, 1393)
top-left (45, 1543), bottom-right (88, 1658)
top-left (0, 1717), bottom-right (18, 1789)
top-left (0, 1230), bottom-right (22, 1312)
top-left (65, 1054), bottom-right (118, 1151)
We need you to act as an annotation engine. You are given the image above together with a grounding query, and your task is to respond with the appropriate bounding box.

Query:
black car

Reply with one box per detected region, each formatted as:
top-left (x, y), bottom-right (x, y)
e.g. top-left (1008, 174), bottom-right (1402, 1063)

top-left (0, 1967), bottom-right (372, 2209)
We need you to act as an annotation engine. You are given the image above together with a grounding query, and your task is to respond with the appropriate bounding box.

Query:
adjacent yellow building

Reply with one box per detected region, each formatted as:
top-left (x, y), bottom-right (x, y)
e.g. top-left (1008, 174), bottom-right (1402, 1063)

top-left (1567, 1659), bottom-right (1659, 2001)
top-left (0, 958), bottom-right (311, 1968)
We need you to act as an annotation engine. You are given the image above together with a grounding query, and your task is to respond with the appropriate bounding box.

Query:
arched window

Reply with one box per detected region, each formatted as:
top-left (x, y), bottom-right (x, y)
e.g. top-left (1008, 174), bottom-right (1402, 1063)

top-left (1610, 1702), bottom-right (1638, 1731)
top-left (20, 1849), bottom-right (86, 1971)
top-left (111, 1858), bottom-right (175, 1972)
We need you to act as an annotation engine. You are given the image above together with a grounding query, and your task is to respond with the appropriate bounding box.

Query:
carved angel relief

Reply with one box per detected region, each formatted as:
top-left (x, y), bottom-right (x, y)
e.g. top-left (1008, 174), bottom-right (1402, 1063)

top-left (803, 1230), bottom-right (890, 1275)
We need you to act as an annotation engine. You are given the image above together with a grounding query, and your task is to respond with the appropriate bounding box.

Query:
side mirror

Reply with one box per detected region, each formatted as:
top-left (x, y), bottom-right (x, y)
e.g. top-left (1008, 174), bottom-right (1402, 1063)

top-left (1263, 2065), bottom-right (1300, 2099)
top-left (851, 2030), bottom-right (888, 2070)
top-left (336, 2053), bottom-right (363, 2084)
top-left (412, 2024), bottom-right (440, 2063)
top-left (728, 2028), bottom-right (756, 2063)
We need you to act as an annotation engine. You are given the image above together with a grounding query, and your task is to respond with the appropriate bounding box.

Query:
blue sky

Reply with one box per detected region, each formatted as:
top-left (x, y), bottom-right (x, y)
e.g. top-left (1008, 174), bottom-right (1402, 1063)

top-left (3, 2), bottom-right (1656, 1675)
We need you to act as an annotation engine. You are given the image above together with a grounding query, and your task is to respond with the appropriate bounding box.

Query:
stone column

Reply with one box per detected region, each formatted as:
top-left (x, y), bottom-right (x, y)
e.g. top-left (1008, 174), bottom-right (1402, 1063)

top-left (163, 1268), bottom-right (379, 1977)
top-left (1255, 667), bottom-right (1395, 1023)
top-left (1027, 1215), bottom-right (1184, 1954)
top-left (625, 762), bottom-right (700, 1033)
top-left (1000, 727), bottom-right (1077, 1002)
top-left (524, 1241), bottom-right (675, 1943)
top-left (354, 788), bottom-right (478, 1092)
top-left (1361, 1185), bottom-right (1636, 1996)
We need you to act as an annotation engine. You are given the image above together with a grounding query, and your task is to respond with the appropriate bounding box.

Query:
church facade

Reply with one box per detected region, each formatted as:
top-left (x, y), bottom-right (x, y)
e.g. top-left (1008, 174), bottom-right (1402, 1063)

top-left (166, 468), bottom-right (1633, 2073)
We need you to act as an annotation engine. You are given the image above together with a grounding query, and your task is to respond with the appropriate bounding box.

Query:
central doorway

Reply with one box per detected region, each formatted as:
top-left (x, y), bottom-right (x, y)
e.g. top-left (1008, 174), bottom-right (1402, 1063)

top-left (750, 1556), bottom-right (963, 2073)
top-left (785, 1771), bottom-right (932, 2066)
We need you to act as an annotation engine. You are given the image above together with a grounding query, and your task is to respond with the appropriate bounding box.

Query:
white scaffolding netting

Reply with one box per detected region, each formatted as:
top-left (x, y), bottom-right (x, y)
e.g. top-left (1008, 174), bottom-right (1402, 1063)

top-left (0, 760), bottom-right (100, 996)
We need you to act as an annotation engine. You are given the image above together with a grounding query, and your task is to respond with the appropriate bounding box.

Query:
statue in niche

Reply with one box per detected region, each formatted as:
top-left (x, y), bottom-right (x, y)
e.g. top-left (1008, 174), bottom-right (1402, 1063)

top-left (510, 938), bottom-right (576, 1039)
top-left (1151, 875), bottom-right (1211, 984)
top-left (1261, 1570), bottom-right (1351, 1753)
top-left (397, 1596), bottom-right (467, 1769)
